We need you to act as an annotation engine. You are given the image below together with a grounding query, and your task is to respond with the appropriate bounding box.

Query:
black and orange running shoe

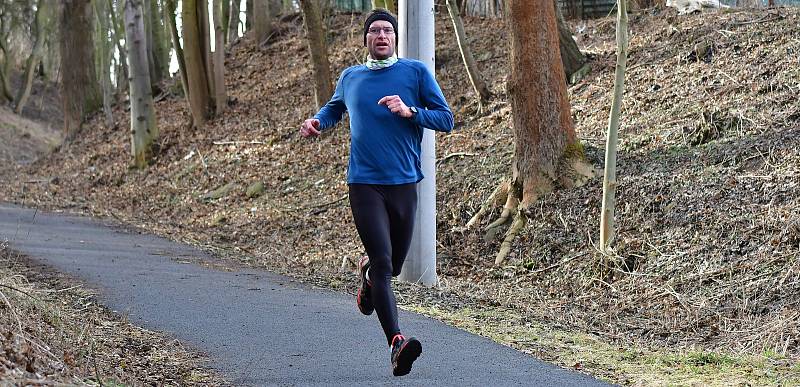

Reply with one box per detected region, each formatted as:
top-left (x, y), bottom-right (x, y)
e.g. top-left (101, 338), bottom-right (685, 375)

top-left (390, 334), bottom-right (422, 376)
top-left (356, 255), bottom-right (374, 315)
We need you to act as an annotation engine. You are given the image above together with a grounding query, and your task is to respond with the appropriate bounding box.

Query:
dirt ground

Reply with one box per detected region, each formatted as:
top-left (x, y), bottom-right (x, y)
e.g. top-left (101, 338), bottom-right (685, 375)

top-left (0, 245), bottom-right (224, 385)
top-left (1, 5), bottom-right (798, 385)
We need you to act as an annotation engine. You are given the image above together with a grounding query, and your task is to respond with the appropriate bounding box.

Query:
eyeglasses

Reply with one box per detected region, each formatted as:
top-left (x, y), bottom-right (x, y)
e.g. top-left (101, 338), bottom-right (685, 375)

top-left (368, 27), bottom-right (395, 35)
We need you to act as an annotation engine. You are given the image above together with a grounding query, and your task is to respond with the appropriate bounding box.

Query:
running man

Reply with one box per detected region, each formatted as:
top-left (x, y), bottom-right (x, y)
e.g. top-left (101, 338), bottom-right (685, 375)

top-left (299, 8), bottom-right (454, 376)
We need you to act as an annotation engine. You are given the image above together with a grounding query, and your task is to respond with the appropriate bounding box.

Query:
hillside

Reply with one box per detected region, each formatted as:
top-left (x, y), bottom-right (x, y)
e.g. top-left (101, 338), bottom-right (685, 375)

top-left (2, 6), bottom-right (799, 384)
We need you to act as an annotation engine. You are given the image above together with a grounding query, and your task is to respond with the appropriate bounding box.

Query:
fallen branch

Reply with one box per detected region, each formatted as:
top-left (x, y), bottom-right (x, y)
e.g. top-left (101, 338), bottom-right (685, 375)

top-left (0, 283), bottom-right (40, 301)
top-left (528, 251), bottom-right (590, 276)
top-left (306, 195), bottom-right (348, 215)
top-left (437, 152), bottom-right (477, 165)
top-left (730, 14), bottom-right (782, 26)
top-left (212, 140), bottom-right (267, 146)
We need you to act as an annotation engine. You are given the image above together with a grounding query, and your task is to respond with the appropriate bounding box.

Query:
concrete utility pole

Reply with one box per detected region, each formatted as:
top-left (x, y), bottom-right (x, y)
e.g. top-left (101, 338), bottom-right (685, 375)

top-left (397, 0), bottom-right (437, 286)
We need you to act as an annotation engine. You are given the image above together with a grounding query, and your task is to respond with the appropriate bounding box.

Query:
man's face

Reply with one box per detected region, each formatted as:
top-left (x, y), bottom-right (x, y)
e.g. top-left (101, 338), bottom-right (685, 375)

top-left (366, 20), bottom-right (395, 60)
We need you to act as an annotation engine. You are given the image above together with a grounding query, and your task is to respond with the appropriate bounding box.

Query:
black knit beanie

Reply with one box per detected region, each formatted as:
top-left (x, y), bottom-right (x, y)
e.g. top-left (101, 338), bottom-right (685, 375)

top-left (363, 9), bottom-right (398, 46)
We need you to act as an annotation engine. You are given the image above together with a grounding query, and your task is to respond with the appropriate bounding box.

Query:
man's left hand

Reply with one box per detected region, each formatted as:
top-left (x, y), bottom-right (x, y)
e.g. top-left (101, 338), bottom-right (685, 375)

top-left (378, 95), bottom-right (412, 118)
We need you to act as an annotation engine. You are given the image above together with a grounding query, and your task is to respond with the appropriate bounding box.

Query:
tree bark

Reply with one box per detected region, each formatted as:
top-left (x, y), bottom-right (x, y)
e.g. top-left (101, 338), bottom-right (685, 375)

top-left (182, 0), bottom-right (212, 126)
top-left (221, 0), bottom-right (230, 44)
top-left (253, 0), bottom-right (271, 44)
top-left (600, 0), bottom-right (629, 254)
top-left (269, 0), bottom-right (283, 15)
top-left (15, 0), bottom-right (50, 114)
top-left (59, 0), bottom-right (102, 140)
top-left (212, 0), bottom-right (227, 115)
top-left (245, 0), bottom-right (252, 32)
top-left (198, 0), bottom-right (215, 102)
top-left (471, 0), bottom-right (594, 265)
top-left (0, 15), bottom-right (15, 104)
top-left (149, 0), bottom-right (170, 85)
top-left (445, 0), bottom-right (491, 111)
top-left (227, 0), bottom-right (240, 43)
top-left (93, 0), bottom-right (115, 127)
top-left (164, 0), bottom-right (190, 102)
top-left (555, 0), bottom-right (587, 83)
top-left (298, 0), bottom-right (333, 110)
top-left (109, 0), bottom-right (130, 102)
top-left (124, 0), bottom-right (158, 168)
top-left (142, 0), bottom-right (157, 88)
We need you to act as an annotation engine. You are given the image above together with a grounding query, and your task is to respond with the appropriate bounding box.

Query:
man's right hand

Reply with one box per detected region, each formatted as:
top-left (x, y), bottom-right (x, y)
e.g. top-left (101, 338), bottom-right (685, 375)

top-left (300, 118), bottom-right (321, 138)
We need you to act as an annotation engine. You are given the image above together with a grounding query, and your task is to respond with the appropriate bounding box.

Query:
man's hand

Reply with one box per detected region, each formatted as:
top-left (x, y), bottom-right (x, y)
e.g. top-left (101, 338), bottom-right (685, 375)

top-left (378, 95), bottom-right (412, 118)
top-left (300, 118), bottom-right (321, 138)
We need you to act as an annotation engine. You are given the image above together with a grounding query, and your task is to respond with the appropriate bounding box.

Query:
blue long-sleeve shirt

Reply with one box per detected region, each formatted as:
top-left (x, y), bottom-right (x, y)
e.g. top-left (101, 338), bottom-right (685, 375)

top-left (314, 58), bottom-right (454, 185)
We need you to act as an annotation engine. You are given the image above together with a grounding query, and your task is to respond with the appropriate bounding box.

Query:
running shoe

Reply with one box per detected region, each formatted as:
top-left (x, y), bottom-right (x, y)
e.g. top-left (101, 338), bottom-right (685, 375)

top-left (390, 334), bottom-right (422, 376)
top-left (357, 255), bottom-right (373, 315)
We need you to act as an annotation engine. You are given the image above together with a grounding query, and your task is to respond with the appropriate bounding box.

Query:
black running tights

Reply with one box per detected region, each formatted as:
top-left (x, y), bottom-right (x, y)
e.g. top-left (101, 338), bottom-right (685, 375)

top-left (349, 183), bottom-right (417, 345)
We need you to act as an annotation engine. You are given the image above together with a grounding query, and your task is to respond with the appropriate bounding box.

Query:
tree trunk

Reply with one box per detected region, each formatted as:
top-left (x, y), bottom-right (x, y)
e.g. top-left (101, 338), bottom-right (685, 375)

top-left (298, 0), bottom-right (333, 110)
top-left (0, 19), bottom-right (15, 104)
top-left (469, 0), bottom-right (594, 265)
top-left (253, 0), bottom-right (271, 44)
top-left (445, 0), bottom-right (491, 112)
top-left (60, 0), bottom-right (102, 140)
top-left (164, 0), bottom-right (190, 102)
top-left (227, 0), bottom-right (241, 43)
top-left (109, 0), bottom-right (130, 102)
top-left (142, 0), bottom-right (157, 87)
top-left (182, 0), bottom-right (212, 127)
top-left (197, 0), bottom-right (215, 103)
top-left (124, 0), bottom-right (158, 168)
top-left (149, 0), bottom-right (170, 85)
top-left (15, 0), bottom-right (50, 114)
top-left (599, 0), bottom-right (629, 254)
top-left (227, 0), bottom-right (241, 42)
top-left (555, 0), bottom-right (587, 83)
top-left (269, 0), bottom-right (283, 15)
top-left (222, 0), bottom-right (230, 44)
top-left (212, 0), bottom-right (227, 116)
top-left (245, 0), bottom-right (253, 32)
top-left (93, 0), bottom-right (115, 127)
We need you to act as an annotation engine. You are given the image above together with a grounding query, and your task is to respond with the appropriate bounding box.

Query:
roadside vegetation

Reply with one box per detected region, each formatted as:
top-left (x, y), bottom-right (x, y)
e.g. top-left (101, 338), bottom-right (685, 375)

top-left (0, 244), bottom-right (223, 385)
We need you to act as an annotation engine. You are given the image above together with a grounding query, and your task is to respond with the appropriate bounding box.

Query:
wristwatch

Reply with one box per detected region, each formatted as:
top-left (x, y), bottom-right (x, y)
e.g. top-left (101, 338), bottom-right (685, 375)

top-left (408, 106), bottom-right (418, 120)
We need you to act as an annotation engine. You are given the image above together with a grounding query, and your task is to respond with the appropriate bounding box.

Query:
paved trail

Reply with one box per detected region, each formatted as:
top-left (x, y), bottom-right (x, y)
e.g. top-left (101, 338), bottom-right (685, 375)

top-left (0, 204), bottom-right (613, 386)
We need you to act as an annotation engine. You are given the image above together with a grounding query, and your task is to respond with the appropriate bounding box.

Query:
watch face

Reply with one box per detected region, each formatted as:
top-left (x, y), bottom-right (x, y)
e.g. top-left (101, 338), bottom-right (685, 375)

top-left (410, 107), bottom-right (417, 113)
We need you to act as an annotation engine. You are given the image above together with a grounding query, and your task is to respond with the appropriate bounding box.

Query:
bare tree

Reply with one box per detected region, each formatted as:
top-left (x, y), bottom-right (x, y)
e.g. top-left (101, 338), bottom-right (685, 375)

top-left (298, 0), bottom-right (333, 110)
top-left (15, 0), bottom-right (51, 114)
top-left (182, 0), bottom-right (213, 126)
top-left (124, 0), bottom-right (158, 168)
top-left (59, 0), bottom-right (102, 140)
top-left (467, 0), bottom-right (594, 264)
top-left (600, 0), bottom-right (629, 255)
top-left (212, 0), bottom-right (227, 115)
top-left (93, 0), bottom-right (115, 127)
top-left (555, 0), bottom-right (587, 83)
top-left (227, 0), bottom-right (241, 43)
top-left (445, 0), bottom-right (491, 112)
top-left (148, 0), bottom-right (170, 85)
top-left (0, 5), bottom-right (17, 104)
top-left (253, 0), bottom-right (271, 44)
top-left (164, 0), bottom-right (189, 103)
top-left (109, 0), bottom-right (129, 102)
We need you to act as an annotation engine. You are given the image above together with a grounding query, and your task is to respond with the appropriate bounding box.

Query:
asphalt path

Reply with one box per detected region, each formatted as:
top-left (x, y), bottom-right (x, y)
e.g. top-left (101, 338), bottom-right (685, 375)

top-left (0, 203), bottom-right (614, 386)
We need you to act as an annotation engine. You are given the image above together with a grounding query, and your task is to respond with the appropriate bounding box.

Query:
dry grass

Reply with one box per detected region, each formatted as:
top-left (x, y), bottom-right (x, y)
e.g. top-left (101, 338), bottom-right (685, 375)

top-left (0, 243), bottom-right (224, 386)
